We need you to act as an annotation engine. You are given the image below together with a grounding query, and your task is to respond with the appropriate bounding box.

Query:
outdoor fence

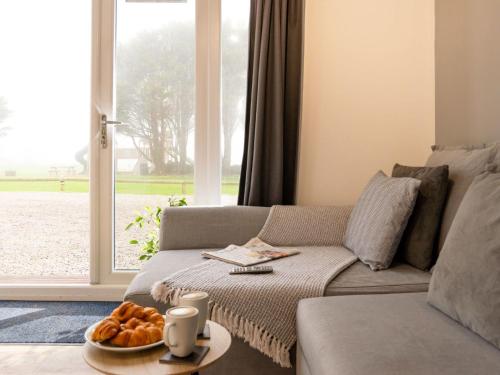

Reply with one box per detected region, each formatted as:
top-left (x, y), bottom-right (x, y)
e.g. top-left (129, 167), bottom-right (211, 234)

top-left (0, 178), bottom-right (239, 195)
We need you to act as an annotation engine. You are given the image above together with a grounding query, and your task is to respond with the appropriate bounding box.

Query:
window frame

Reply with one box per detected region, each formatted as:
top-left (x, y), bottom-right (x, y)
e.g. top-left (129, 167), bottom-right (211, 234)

top-left (91, 0), bottom-right (224, 285)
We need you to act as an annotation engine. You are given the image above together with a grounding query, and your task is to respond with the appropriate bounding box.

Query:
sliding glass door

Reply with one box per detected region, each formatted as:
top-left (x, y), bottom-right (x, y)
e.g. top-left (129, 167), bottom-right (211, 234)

top-left (0, 0), bottom-right (249, 287)
top-left (94, 0), bottom-right (250, 281)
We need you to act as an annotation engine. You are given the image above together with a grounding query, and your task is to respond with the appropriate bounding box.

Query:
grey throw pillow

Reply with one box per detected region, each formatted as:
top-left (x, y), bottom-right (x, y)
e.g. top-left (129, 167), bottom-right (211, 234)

top-left (491, 142), bottom-right (500, 165)
top-left (343, 171), bottom-right (421, 271)
top-left (258, 205), bottom-right (353, 247)
top-left (425, 145), bottom-right (496, 251)
top-left (392, 164), bottom-right (449, 270)
top-left (427, 171), bottom-right (500, 349)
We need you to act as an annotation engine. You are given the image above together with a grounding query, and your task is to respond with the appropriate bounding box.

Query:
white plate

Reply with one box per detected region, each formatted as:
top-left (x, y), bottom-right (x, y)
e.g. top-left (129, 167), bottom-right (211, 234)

top-left (84, 322), bottom-right (165, 353)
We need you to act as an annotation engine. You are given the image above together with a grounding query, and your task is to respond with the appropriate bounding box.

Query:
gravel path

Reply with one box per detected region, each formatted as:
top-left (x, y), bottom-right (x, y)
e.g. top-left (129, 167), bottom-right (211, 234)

top-left (0, 192), bottom-right (234, 277)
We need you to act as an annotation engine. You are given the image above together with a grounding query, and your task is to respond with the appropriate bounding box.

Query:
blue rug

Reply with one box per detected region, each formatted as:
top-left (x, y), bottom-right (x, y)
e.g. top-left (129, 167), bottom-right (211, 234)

top-left (0, 301), bottom-right (119, 343)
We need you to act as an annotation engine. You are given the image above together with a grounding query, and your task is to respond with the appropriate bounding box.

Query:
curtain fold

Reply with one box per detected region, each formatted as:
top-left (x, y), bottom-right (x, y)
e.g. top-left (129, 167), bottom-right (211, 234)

top-left (238, 0), bottom-right (304, 207)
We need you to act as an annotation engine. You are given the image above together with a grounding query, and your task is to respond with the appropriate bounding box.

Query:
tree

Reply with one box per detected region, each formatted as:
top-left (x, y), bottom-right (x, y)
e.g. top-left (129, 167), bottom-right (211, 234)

top-left (115, 22), bottom-right (247, 176)
top-left (116, 23), bottom-right (195, 175)
top-left (0, 97), bottom-right (11, 137)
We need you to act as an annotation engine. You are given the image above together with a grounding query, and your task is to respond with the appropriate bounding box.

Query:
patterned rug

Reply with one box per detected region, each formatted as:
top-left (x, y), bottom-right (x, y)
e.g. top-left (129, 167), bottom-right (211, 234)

top-left (0, 301), bottom-right (119, 343)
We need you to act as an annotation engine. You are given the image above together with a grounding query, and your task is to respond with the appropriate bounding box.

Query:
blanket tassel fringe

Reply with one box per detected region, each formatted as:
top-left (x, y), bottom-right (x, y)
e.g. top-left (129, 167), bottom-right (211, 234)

top-left (151, 281), bottom-right (292, 368)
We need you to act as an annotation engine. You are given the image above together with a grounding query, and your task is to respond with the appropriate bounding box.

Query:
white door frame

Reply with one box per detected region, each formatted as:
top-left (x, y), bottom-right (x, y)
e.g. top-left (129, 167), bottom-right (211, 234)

top-left (94, 0), bottom-right (223, 285)
top-left (92, 0), bottom-right (137, 286)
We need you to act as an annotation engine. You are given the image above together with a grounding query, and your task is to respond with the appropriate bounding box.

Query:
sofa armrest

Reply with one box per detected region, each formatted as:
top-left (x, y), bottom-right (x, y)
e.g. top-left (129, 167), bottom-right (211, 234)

top-left (159, 206), bottom-right (271, 250)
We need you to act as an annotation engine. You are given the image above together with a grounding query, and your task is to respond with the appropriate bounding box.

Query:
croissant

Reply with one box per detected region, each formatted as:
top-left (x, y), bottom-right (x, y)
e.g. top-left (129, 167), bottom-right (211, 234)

top-left (110, 318), bottom-right (163, 347)
top-left (121, 317), bottom-right (148, 330)
top-left (111, 301), bottom-right (145, 322)
top-left (91, 302), bottom-right (165, 347)
top-left (91, 317), bottom-right (120, 342)
top-left (143, 307), bottom-right (165, 329)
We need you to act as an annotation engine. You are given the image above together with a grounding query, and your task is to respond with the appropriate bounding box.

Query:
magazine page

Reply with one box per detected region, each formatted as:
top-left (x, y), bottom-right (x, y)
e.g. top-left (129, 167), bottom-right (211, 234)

top-left (201, 238), bottom-right (299, 266)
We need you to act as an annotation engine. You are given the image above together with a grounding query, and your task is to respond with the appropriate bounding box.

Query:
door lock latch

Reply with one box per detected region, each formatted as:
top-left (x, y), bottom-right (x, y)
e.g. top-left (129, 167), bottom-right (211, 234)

top-left (100, 114), bottom-right (123, 149)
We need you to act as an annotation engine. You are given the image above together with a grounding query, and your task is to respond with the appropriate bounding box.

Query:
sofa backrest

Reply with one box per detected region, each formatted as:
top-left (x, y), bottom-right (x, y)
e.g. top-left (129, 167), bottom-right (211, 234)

top-left (159, 206), bottom-right (271, 250)
top-left (425, 144), bottom-right (497, 253)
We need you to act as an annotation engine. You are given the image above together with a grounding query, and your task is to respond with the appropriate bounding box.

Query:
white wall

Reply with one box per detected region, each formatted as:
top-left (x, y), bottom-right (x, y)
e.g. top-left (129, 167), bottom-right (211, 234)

top-left (297, 0), bottom-right (435, 205)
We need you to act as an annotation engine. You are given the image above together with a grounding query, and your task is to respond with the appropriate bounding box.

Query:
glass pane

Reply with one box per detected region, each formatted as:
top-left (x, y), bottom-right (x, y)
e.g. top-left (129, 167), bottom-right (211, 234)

top-left (0, 1), bottom-right (91, 281)
top-left (221, 0), bottom-right (250, 205)
top-left (114, 0), bottom-right (195, 270)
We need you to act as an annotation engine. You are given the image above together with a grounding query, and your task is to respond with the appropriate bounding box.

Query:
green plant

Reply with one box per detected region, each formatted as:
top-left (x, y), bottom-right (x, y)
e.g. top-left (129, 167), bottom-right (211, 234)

top-left (126, 196), bottom-right (188, 261)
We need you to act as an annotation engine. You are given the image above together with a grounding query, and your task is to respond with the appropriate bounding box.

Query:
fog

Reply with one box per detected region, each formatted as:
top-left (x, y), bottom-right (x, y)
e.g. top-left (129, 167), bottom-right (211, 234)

top-left (0, 0), bottom-right (246, 176)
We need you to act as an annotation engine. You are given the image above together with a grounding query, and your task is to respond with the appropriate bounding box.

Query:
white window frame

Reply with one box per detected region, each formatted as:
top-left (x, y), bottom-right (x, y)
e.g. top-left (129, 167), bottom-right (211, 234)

top-left (92, 0), bottom-right (223, 285)
top-left (195, 0), bottom-right (222, 206)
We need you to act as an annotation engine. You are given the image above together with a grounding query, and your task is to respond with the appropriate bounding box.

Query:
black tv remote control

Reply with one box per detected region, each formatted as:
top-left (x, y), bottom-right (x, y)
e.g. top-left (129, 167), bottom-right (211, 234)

top-left (229, 266), bottom-right (274, 275)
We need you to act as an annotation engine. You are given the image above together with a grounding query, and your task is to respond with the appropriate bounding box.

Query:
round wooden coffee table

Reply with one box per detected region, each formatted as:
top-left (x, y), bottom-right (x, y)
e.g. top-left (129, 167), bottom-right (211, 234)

top-left (83, 320), bottom-right (231, 375)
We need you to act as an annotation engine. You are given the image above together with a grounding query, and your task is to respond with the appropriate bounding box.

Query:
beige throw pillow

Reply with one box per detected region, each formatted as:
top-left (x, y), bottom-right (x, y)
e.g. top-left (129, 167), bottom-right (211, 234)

top-left (258, 205), bottom-right (353, 247)
top-left (491, 142), bottom-right (500, 166)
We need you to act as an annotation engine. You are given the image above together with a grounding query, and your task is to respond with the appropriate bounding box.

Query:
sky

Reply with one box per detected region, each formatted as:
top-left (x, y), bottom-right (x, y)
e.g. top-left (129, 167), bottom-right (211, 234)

top-left (0, 0), bottom-right (248, 176)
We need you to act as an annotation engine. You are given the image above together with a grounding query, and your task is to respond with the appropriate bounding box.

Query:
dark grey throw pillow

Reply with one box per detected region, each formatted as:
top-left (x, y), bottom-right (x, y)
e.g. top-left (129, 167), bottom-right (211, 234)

top-left (392, 164), bottom-right (449, 270)
top-left (428, 171), bottom-right (500, 349)
top-left (343, 171), bottom-right (421, 271)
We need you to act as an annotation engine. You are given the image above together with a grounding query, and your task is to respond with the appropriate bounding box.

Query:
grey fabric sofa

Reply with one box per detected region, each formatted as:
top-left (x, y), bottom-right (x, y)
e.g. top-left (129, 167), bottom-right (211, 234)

top-left (296, 293), bottom-right (500, 375)
top-left (124, 206), bottom-right (431, 375)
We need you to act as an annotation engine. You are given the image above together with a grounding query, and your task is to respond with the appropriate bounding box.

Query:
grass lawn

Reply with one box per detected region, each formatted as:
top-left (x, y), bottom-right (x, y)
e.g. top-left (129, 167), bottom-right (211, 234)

top-left (0, 178), bottom-right (239, 196)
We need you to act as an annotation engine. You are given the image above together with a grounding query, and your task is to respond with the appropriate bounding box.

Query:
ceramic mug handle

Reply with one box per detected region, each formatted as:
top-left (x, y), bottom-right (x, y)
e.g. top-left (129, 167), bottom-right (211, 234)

top-left (163, 322), bottom-right (177, 347)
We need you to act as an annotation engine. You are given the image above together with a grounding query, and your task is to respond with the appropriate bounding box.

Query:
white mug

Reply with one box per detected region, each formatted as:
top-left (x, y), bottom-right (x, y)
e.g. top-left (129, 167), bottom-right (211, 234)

top-left (179, 291), bottom-right (209, 335)
top-left (163, 306), bottom-right (199, 357)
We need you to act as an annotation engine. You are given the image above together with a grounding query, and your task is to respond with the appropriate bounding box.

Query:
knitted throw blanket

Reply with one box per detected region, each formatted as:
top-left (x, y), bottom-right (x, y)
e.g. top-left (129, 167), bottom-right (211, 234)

top-left (151, 206), bottom-right (357, 367)
top-left (151, 206), bottom-right (357, 368)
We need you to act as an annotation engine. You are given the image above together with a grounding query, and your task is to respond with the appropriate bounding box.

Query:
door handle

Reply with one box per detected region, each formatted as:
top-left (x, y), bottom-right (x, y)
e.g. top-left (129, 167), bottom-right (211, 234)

top-left (100, 114), bottom-right (124, 149)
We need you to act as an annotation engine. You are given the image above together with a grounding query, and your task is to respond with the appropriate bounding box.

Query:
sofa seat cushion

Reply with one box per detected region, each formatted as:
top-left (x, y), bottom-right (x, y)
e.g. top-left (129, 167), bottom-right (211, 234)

top-left (326, 260), bottom-right (430, 295)
top-left (297, 293), bottom-right (500, 375)
top-left (125, 252), bottom-right (430, 309)
top-left (124, 249), bottom-right (208, 310)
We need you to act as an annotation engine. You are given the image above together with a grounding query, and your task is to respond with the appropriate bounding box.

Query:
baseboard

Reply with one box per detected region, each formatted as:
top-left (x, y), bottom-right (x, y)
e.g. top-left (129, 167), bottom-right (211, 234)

top-left (0, 284), bottom-right (127, 301)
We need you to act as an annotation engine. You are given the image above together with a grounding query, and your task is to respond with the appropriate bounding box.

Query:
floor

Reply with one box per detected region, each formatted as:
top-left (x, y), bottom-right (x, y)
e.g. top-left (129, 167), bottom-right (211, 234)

top-left (0, 344), bottom-right (99, 375)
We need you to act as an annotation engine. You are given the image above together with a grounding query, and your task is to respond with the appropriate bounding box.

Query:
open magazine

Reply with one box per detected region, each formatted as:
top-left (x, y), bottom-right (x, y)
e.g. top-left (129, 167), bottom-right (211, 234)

top-left (201, 238), bottom-right (299, 267)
